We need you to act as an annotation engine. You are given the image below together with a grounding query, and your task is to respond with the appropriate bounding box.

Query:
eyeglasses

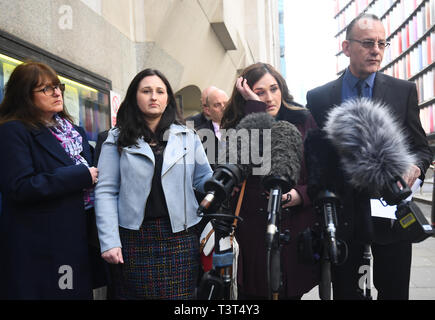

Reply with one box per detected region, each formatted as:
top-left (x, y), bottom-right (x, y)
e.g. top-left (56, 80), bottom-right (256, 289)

top-left (33, 83), bottom-right (65, 96)
top-left (348, 39), bottom-right (390, 50)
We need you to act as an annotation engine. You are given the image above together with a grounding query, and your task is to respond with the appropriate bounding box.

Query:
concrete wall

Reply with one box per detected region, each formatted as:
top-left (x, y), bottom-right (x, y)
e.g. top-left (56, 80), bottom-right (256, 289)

top-left (0, 0), bottom-right (280, 114)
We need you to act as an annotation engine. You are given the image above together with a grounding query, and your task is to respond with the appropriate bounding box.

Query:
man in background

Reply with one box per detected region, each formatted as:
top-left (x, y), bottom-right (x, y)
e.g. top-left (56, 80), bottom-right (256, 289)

top-left (201, 87), bottom-right (228, 141)
top-left (194, 87), bottom-right (228, 168)
top-left (186, 86), bottom-right (216, 129)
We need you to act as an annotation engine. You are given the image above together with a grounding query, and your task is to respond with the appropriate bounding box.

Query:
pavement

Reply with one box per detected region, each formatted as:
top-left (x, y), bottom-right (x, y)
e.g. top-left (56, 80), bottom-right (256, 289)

top-left (303, 167), bottom-right (435, 300)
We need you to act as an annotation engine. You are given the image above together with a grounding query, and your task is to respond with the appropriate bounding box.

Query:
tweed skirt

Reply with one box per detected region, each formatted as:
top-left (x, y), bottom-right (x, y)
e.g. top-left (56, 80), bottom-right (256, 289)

top-left (112, 217), bottom-right (200, 300)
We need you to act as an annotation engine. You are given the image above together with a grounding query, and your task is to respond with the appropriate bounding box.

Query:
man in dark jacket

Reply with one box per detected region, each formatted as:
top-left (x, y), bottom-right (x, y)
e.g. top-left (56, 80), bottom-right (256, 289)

top-left (185, 86), bottom-right (215, 129)
top-left (306, 13), bottom-right (432, 300)
top-left (195, 88), bottom-right (228, 168)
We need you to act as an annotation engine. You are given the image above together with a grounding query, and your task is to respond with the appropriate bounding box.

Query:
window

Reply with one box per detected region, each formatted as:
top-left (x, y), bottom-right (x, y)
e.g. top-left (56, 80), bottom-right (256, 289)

top-left (0, 30), bottom-right (112, 142)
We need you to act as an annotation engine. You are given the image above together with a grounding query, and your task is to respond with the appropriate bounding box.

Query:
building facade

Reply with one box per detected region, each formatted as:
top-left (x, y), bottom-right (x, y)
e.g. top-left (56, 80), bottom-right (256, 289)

top-left (278, 0), bottom-right (286, 78)
top-left (334, 0), bottom-right (435, 150)
top-left (0, 0), bottom-right (280, 141)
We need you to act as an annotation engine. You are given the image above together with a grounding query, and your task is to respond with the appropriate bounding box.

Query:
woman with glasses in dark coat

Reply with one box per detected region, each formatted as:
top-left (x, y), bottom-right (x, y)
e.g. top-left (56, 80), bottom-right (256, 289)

top-left (0, 61), bottom-right (98, 299)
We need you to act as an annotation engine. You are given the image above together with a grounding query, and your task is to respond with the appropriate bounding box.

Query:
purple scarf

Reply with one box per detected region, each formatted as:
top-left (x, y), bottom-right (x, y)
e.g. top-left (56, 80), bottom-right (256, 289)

top-left (49, 114), bottom-right (93, 208)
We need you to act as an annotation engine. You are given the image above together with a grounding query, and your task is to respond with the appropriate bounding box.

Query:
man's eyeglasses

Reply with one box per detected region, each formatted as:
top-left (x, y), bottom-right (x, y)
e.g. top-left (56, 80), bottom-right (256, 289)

top-left (33, 84), bottom-right (65, 96)
top-left (349, 39), bottom-right (390, 50)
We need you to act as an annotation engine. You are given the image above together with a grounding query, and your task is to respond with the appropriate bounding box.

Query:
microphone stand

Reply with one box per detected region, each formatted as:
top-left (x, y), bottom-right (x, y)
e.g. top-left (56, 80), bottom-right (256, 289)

top-left (197, 209), bottom-right (242, 300)
top-left (315, 190), bottom-right (342, 300)
top-left (264, 177), bottom-right (291, 300)
top-left (197, 164), bottom-right (245, 300)
top-left (361, 244), bottom-right (373, 300)
top-left (319, 245), bottom-right (332, 300)
top-left (266, 187), bottom-right (282, 300)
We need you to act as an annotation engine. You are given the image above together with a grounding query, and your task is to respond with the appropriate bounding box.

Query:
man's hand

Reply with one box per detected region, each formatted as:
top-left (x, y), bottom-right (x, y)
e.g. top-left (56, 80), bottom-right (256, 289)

top-left (403, 164), bottom-right (421, 188)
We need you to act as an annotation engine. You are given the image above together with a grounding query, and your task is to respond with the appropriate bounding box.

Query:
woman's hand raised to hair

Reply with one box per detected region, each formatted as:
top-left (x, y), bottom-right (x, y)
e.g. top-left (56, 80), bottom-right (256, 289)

top-left (235, 77), bottom-right (261, 101)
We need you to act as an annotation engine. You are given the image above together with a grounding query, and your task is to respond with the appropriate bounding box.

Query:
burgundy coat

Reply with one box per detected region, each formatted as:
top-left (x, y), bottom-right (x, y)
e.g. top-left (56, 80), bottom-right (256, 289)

top-left (234, 102), bottom-right (319, 298)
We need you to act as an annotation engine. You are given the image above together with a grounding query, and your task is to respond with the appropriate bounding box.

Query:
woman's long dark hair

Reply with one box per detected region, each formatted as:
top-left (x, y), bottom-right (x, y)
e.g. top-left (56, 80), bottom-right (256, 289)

top-left (0, 61), bottom-right (73, 128)
top-left (220, 62), bottom-right (303, 129)
top-left (116, 68), bottom-right (184, 148)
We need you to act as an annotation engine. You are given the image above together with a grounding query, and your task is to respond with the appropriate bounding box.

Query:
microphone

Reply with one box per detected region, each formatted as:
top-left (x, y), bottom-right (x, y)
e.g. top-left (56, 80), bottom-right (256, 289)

top-left (197, 164), bottom-right (244, 214)
top-left (262, 120), bottom-right (302, 299)
top-left (234, 112), bottom-right (276, 177)
top-left (197, 112), bottom-right (275, 215)
top-left (304, 129), bottom-right (347, 200)
top-left (324, 98), bottom-right (415, 205)
top-left (197, 111), bottom-right (280, 300)
top-left (263, 120), bottom-right (302, 250)
top-left (304, 129), bottom-right (345, 265)
top-left (324, 98), bottom-right (435, 243)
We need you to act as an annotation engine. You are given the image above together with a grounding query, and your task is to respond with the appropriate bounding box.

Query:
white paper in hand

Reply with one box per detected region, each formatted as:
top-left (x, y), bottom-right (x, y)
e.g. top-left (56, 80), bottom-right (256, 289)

top-left (370, 179), bottom-right (422, 220)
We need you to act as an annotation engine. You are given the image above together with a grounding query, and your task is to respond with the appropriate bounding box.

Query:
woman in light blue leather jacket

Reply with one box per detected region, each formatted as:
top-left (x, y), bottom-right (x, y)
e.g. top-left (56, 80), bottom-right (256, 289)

top-left (95, 68), bottom-right (212, 300)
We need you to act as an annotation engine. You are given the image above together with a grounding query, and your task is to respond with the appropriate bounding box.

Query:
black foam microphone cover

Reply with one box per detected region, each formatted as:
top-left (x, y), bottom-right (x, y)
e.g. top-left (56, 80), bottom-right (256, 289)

top-left (262, 120), bottom-right (302, 193)
top-left (199, 112), bottom-right (275, 214)
top-left (227, 112), bottom-right (276, 178)
top-left (304, 129), bottom-right (346, 201)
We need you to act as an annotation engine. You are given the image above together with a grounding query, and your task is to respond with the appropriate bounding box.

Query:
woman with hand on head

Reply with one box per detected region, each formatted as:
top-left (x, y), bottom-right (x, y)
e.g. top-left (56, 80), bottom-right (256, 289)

top-left (0, 61), bottom-right (98, 299)
top-left (220, 62), bottom-right (319, 299)
top-left (95, 68), bottom-right (212, 300)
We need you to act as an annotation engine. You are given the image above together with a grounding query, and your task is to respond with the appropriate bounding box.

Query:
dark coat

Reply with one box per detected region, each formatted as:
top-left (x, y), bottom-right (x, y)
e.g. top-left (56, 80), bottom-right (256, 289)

top-left (186, 113), bottom-right (220, 168)
top-left (186, 112), bottom-right (209, 130)
top-left (306, 72), bottom-right (433, 244)
top-left (94, 130), bottom-right (109, 166)
top-left (0, 120), bottom-right (94, 299)
top-left (235, 103), bottom-right (320, 298)
top-left (195, 119), bottom-right (221, 169)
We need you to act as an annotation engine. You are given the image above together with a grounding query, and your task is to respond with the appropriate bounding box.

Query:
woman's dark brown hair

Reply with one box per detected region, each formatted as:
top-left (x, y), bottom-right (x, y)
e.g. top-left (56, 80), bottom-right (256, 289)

top-left (115, 68), bottom-right (184, 148)
top-left (220, 62), bottom-right (298, 129)
top-left (0, 60), bottom-right (72, 127)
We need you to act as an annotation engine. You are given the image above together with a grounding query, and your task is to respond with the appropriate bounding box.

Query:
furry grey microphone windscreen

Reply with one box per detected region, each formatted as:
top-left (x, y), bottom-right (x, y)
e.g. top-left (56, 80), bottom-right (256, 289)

top-left (324, 98), bottom-right (416, 193)
top-left (266, 120), bottom-right (303, 187)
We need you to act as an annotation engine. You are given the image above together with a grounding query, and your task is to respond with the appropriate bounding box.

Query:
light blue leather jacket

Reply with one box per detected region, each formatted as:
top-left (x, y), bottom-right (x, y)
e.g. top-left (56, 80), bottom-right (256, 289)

top-left (95, 124), bottom-right (213, 253)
